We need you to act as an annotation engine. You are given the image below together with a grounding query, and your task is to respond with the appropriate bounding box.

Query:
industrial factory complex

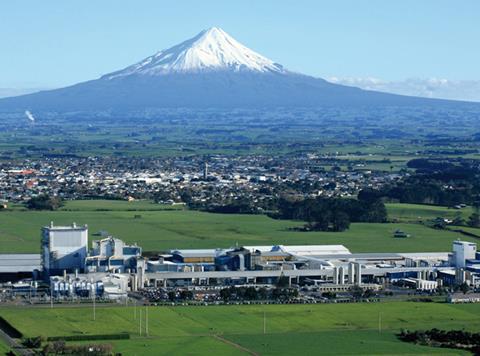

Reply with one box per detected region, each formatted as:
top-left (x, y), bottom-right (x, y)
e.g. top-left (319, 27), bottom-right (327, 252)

top-left (1, 222), bottom-right (480, 302)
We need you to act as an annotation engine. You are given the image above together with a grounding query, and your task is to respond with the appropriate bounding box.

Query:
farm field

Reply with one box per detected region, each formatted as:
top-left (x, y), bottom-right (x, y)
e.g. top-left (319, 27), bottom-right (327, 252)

top-left (1, 302), bottom-right (478, 355)
top-left (93, 331), bottom-right (465, 355)
top-left (386, 203), bottom-right (474, 223)
top-left (60, 199), bottom-right (184, 211)
top-left (227, 330), bottom-right (467, 355)
top-left (0, 200), bottom-right (477, 254)
top-left (0, 341), bottom-right (9, 355)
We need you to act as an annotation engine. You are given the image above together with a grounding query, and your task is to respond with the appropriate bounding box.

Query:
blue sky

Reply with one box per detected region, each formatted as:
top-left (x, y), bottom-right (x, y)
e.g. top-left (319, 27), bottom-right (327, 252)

top-left (1, 0), bottom-right (479, 88)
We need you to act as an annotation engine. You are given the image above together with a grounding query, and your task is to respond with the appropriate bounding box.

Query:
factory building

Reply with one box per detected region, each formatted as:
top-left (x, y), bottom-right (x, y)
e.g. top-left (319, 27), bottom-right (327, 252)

top-left (243, 244), bottom-right (351, 256)
top-left (15, 223), bottom-right (480, 298)
top-left (50, 273), bottom-right (129, 300)
top-left (332, 263), bottom-right (362, 286)
top-left (448, 293), bottom-right (480, 304)
top-left (50, 276), bottom-right (103, 298)
top-left (85, 236), bottom-right (143, 273)
top-left (0, 254), bottom-right (41, 282)
top-left (46, 238), bottom-right (477, 291)
top-left (399, 278), bottom-right (438, 291)
top-left (215, 247), bottom-right (292, 271)
top-left (41, 222), bottom-right (88, 277)
top-left (451, 240), bottom-right (477, 268)
top-left (171, 249), bottom-right (225, 263)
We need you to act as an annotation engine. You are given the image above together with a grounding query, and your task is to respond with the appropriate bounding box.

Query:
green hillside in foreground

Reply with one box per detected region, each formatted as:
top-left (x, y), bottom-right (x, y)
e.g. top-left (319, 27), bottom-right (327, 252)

top-left (1, 302), bottom-right (477, 355)
top-left (0, 340), bottom-right (10, 355)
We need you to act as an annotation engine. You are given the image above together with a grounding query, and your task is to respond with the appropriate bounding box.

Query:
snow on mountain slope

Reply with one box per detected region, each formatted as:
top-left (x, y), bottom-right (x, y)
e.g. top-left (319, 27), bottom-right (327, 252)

top-left (0, 27), bottom-right (472, 114)
top-left (104, 27), bottom-right (286, 79)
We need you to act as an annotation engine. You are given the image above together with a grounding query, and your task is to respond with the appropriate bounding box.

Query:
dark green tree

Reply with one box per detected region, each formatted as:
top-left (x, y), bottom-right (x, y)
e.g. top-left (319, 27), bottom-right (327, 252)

top-left (332, 211), bottom-right (350, 232)
top-left (467, 213), bottom-right (480, 228)
top-left (26, 195), bottom-right (63, 210)
top-left (452, 213), bottom-right (465, 226)
top-left (244, 286), bottom-right (258, 300)
top-left (350, 285), bottom-right (364, 299)
top-left (258, 287), bottom-right (268, 300)
top-left (276, 274), bottom-right (290, 288)
top-left (179, 290), bottom-right (193, 300)
top-left (459, 282), bottom-right (470, 294)
top-left (219, 288), bottom-right (232, 301)
top-left (167, 291), bottom-right (176, 301)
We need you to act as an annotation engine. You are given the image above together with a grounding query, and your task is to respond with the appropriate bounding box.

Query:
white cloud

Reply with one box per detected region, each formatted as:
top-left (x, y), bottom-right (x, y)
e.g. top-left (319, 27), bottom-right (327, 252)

top-left (327, 77), bottom-right (480, 102)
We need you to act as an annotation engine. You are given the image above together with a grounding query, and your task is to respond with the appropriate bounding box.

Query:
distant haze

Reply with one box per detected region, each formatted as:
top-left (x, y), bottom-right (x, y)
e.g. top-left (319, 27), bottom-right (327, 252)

top-left (4, 79), bottom-right (479, 103)
top-left (4, 77), bottom-right (480, 103)
top-left (328, 77), bottom-right (480, 102)
top-left (0, 88), bottom-right (48, 99)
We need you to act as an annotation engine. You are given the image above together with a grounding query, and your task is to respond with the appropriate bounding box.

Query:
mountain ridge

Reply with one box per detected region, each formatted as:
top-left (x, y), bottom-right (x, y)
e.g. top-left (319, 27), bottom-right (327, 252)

top-left (0, 27), bottom-right (477, 114)
top-left (103, 27), bottom-right (286, 79)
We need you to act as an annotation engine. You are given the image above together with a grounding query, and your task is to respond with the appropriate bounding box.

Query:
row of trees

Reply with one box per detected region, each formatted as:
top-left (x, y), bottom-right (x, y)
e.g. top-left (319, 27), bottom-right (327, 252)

top-left (467, 212), bottom-right (480, 228)
top-left (42, 340), bottom-right (113, 355)
top-left (274, 195), bottom-right (387, 232)
top-left (202, 197), bottom-right (259, 214)
top-left (23, 337), bottom-right (113, 355)
top-left (219, 286), bottom-right (299, 302)
top-left (167, 289), bottom-right (194, 301)
top-left (371, 159), bottom-right (480, 207)
top-left (26, 195), bottom-right (64, 210)
top-left (398, 328), bottom-right (480, 354)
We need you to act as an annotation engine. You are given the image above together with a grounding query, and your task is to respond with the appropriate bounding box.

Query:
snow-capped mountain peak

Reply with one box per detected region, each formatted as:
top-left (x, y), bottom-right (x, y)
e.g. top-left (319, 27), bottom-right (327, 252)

top-left (103, 27), bottom-right (286, 79)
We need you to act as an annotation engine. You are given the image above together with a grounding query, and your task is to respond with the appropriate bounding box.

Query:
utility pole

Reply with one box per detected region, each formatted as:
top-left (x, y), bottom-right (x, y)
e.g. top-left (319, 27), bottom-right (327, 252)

top-left (139, 309), bottom-right (142, 336)
top-left (263, 310), bottom-right (267, 352)
top-left (378, 312), bottom-right (382, 333)
top-left (93, 290), bottom-right (96, 321)
top-left (263, 311), bottom-right (266, 335)
top-left (145, 306), bottom-right (149, 336)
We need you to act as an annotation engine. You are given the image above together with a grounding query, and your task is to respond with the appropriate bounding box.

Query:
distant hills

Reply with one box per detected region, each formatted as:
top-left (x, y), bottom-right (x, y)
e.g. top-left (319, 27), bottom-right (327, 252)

top-left (0, 27), bottom-right (475, 115)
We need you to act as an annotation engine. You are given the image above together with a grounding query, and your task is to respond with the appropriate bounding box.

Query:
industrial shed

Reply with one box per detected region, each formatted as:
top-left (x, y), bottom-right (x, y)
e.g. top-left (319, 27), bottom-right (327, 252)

top-left (0, 254), bottom-right (41, 281)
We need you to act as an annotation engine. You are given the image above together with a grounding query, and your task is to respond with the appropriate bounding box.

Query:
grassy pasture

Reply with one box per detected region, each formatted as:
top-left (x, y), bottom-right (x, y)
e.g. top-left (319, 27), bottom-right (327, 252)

top-left (0, 341), bottom-right (10, 355)
top-left (1, 302), bottom-right (477, 355)
top-left (0, 200), bottom-right (476, 254)
top-left (386, 203), bottom-right (474, 223)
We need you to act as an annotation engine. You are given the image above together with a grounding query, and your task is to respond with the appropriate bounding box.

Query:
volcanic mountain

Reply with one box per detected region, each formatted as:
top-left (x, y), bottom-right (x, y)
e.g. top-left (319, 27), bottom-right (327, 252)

top-left (0, 27), bottom-right (470, 113)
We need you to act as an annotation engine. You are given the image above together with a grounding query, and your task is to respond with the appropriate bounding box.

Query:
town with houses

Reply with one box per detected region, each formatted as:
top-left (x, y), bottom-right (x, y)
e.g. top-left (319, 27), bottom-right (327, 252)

top-left (0, 154), bottom-right (402, 209)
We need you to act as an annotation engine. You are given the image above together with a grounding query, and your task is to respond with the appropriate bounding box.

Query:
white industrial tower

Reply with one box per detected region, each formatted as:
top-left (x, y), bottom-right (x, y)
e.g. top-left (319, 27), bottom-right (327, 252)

top-left (41, 222), bottom-right (88, 277)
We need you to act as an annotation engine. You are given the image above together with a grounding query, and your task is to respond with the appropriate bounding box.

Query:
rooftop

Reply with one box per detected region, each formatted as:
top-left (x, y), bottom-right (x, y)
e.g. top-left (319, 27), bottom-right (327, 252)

top-left (43, 222), bottom-right (88, 231)
top-left (243, 245), bottom-right (351, 255)
top-left (170, 249), bottom-right (226, 258)
top-left (305, 253), bottom-right (403, 261)
top-left (0, 254), bottom-right (41, 273)
top-left (453, 240), bottom-right (477, 246)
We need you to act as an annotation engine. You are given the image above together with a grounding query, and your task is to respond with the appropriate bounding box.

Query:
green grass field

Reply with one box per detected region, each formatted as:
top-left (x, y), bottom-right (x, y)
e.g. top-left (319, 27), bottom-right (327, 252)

top-left (59, 199), bottom-right (184, 211)
top-left (386, 203), bottom-right (473, 223)
top-left (0, 200), bottom-right (477, 254)
top-left (0, 340), bottom-right (10, 356)
top-left (227, 330), bottom-right (467, 355)
top-left (1, 302), bottom-right (477, 355)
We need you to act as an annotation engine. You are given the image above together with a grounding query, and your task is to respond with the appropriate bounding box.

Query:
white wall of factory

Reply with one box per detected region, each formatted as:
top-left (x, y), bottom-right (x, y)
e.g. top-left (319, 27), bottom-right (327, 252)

top-left (452, 240), bottom-right (477, 268)
top-left (41, 222), bottom-right (88, 276)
